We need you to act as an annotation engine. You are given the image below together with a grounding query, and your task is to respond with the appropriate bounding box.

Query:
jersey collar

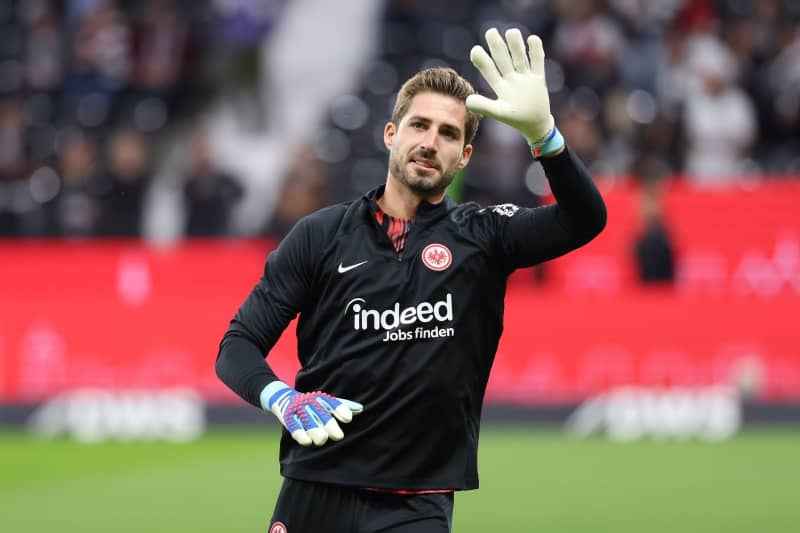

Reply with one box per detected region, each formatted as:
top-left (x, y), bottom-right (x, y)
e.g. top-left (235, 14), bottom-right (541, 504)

top-left (362, 185), bottom-right (456, 226)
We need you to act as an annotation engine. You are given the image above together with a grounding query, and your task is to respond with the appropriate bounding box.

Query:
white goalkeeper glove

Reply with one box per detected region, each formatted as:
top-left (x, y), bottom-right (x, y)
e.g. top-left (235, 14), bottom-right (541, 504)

top-left (261, 380), bottom-right (363, 447)
top-left (466, 27), bottom-right (564, 157)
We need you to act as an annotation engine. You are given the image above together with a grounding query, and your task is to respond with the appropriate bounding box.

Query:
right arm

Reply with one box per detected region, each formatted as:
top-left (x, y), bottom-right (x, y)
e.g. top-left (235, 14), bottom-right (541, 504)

top-left (215, 216), bottom-right (362, 446)
top-left (215, 219), bottom-right (313, 408)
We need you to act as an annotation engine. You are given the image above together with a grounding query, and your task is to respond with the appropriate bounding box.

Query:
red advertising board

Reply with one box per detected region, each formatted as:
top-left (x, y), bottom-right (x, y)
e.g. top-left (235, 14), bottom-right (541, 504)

top-left (1, 181), bottom-right (798, 404)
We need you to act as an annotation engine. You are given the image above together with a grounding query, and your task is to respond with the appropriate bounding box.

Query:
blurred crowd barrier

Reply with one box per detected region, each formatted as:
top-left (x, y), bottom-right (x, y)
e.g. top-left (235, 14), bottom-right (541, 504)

top-left (1, 180), bottom-right (797, 408)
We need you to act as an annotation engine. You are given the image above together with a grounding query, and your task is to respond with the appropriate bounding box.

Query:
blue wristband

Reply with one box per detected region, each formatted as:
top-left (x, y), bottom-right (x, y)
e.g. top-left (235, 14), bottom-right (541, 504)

top-left (531, 126), bottom-right (565, 159)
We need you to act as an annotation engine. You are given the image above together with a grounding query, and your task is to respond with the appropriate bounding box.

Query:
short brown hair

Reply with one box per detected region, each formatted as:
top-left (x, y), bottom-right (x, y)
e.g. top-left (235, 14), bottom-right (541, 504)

top-left (391, 67), bottom-right (480, 145)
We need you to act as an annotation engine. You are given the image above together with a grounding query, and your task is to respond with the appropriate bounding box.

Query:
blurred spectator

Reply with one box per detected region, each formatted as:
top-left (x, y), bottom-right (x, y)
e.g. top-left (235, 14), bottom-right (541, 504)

top-left (656, 23), bottom-right (693, 118)
top-left (45, 129), bottom-right (101, 237)
top-left (739, 0), bottom-right (783, 63)
top-left (96, 127), bottom-right (151, 236)
top-left (130, 0), bottom-right (199, 125)
top-left (550, 0), bottom-right (624, 91)
top-left (264, 143), bottom-right (330, 239)
top-left (182, 130), bottom-right (243, 237)
top-left (0, 98), bottom-right (30, 235)
top-left (751, 21), bottom-right (800, 171)
top-left (650, 24), bottom-right (693, 173)
top-left (24, 6), bottom-right (65, 93)
top-left (632, 156), bottom-right (675, 284)
top-left (63, 1), bottom-right (132, 126)
top-left (557, 97), bottom-right (603, 168)
top-left (0, 0), bottom-right (799, 242)
top-left (133, 0), bottom-right (190, 94)
top-left (461, 119), bottom-right (537, 207)
top-left (682, 34), bottom-right (757, 180)
top-left (0, 98), bottom-right (27, 180)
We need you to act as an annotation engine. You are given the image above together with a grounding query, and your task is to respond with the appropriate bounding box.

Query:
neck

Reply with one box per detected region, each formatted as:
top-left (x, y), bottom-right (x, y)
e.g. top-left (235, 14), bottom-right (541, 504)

top-left (379, 174), bottom-right (446, 220)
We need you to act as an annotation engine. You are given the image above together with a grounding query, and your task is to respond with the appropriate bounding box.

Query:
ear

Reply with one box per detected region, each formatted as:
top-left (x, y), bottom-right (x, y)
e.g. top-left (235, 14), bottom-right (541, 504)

top-left (457, 144), bottom-right (473, 169)
top-left (384, 121), bottom-right (396, 151)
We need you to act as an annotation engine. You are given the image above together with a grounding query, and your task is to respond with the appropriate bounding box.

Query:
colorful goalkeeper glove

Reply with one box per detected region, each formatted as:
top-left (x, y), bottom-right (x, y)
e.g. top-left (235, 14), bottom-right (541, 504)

top-left (260, 381), bottom-right (363, 447)
top-left (466, 27), bottom-right (565, 157)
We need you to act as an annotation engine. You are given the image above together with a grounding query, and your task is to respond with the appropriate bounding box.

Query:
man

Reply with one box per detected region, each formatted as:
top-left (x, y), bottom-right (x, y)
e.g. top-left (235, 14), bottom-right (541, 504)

top-left (216, 28), bottom-right (606, 532)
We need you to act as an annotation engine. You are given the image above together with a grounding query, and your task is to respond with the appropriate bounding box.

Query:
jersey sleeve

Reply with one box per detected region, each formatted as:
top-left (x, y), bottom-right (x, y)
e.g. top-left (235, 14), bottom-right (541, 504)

top-left (215, 216), bottom-right (316, 408)
top-left (490, 147), bottom-right (607, 272)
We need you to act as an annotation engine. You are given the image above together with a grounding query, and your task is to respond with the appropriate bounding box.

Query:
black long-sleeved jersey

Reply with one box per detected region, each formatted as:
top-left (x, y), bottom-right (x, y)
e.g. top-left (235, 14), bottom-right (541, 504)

top-left (216, 147), bottom-right (606, 490)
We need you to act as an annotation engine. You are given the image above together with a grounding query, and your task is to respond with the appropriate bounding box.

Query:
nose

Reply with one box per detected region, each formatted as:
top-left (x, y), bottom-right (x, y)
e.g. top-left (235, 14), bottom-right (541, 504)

top-left (419, 128), bottom-right (439, 152)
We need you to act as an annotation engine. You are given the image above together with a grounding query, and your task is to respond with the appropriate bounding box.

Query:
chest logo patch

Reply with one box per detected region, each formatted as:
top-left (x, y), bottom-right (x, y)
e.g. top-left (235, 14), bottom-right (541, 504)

top-left (421, 243), bottom-right (452, 271)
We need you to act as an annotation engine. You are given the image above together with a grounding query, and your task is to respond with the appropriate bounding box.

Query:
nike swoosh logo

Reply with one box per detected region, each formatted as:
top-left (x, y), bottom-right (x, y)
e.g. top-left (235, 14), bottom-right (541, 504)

top-left (338, 260), bottom-right (369, 274)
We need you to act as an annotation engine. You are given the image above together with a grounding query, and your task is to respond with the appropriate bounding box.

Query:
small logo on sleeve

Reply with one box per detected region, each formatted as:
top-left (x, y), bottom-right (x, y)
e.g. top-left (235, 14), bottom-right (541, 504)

top-left (269, 522), bottom-right (288, 533)
top-left (421, 243), bottom-right (452, 271)
top-left (479, 203), bottom-right (520, 217)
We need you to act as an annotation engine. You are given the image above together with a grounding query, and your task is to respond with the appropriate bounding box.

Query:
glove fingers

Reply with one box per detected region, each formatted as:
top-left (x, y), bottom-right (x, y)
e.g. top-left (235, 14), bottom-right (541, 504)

top-left (337, 398), bottom-right (364, 415)
top-left (336, 400), bottom-right (368, 422)
top-left (304, 406), bottom-right (344, 444)
top-left (306, 426), bottom-right (329, 446)
top-left (296, 404), bottom-right (329, 446)
top-left (505, 28), bottom-right (529, 73)
top-left (485, 27), bottom-right (514, 76)
top-left (465, 94), bottom-right (504, 120)
top-left (527, 34), bottom-right (546, 76)
top-left (324, 418), bottom-right (345, 441)
top-left (331, 404), bottom-right (352, 423)
top-left (288, 416), bottom-right (313, 446)
top-left (469, 45), bottom-right (502, 93)
top-left (316, 395), bottom-right (359, 422)
top-left (289, 430), bottom-right (313, 446)
top-left (314, 396), bottom-right (350, 440)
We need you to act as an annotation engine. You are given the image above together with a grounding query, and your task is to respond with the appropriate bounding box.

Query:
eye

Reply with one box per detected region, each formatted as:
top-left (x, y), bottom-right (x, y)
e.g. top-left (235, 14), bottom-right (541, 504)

top-left (412, 122), bottom-right (425, 130)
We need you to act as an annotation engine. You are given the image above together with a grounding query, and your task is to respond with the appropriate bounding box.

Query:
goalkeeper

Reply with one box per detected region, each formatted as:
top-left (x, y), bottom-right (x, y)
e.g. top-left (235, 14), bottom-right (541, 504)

top-left (216, 28), bottom-right (606, 532)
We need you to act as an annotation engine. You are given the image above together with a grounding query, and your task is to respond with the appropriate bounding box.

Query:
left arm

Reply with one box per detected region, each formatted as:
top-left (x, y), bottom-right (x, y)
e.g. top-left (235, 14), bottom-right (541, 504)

top-left (467, 27), bottom-right (606, 268)
top-left (500, 147), bottom-right (606, 268)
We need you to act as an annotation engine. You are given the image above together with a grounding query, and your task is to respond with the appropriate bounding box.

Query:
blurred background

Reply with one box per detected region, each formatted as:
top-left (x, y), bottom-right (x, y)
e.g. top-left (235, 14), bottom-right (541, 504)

top-left (0, 0), bottom-right (799, 531)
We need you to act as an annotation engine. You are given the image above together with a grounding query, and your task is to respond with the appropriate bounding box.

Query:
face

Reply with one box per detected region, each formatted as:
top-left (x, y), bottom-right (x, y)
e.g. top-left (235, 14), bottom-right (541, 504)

top-left (385, 92), bottom-right (473, 199)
